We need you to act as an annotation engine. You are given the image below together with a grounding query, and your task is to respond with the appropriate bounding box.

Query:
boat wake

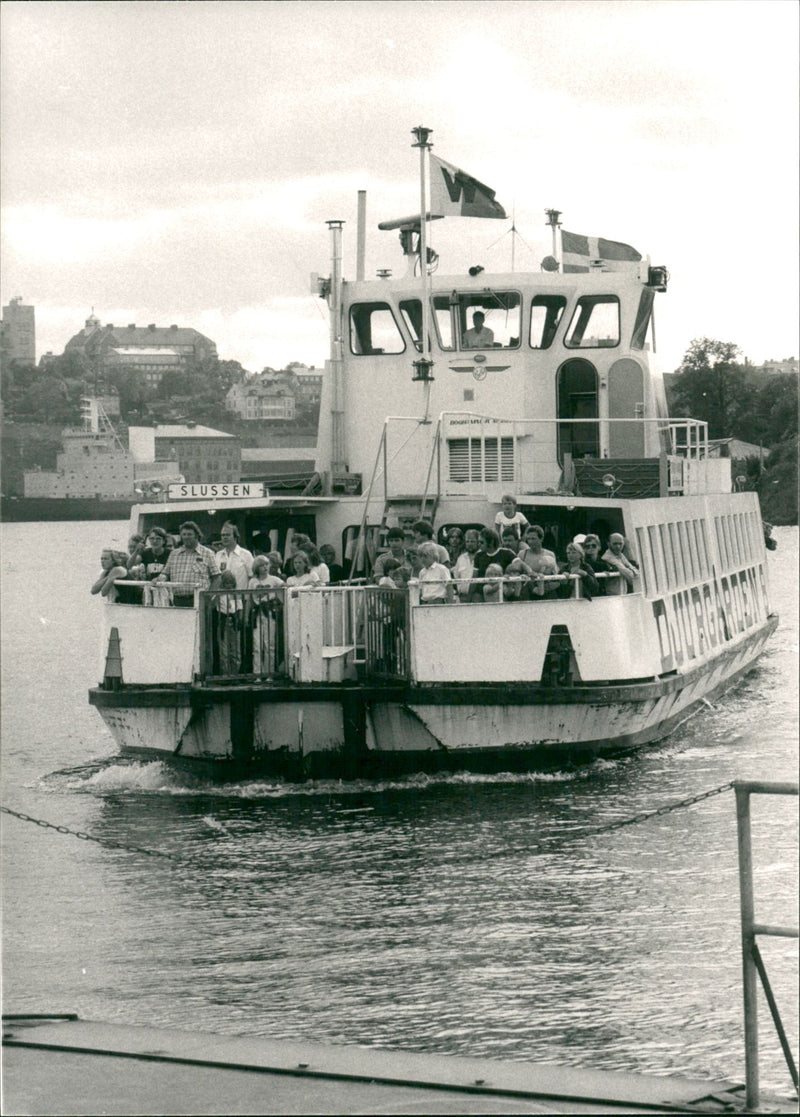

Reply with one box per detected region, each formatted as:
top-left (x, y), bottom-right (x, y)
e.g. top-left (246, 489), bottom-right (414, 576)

top-left (48, 758), bottom-right (605, 800)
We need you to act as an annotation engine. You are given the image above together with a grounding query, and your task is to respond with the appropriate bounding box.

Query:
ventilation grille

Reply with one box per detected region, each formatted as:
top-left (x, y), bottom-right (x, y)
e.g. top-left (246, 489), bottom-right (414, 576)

top-left (448, 437), bottom-right (515, 483)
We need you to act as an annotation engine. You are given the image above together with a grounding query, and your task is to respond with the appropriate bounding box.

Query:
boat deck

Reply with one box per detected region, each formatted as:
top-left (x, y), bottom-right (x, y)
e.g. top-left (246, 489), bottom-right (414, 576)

top-left (2, 1014), bottom-right (759, 1116)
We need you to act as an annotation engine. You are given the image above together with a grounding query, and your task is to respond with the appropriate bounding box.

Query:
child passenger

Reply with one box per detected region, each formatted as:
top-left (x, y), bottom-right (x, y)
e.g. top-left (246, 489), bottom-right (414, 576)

top-left (494, 495), bottom-right (529, 540)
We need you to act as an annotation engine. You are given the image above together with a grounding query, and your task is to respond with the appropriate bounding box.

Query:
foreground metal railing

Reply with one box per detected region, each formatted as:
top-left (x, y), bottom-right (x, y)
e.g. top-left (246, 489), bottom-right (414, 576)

top-left (735, 780), bottom-right (799, 1110)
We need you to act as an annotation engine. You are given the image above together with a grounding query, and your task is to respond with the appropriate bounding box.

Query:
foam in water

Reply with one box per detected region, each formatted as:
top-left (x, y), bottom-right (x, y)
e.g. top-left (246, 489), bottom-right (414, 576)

top-left (83, 761), bottom-right (179, 793)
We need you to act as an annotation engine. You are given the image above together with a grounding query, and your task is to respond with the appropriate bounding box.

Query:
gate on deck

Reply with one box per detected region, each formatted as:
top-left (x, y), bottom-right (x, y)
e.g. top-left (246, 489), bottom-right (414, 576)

top-left (363, 586), bottom-right (410, 681)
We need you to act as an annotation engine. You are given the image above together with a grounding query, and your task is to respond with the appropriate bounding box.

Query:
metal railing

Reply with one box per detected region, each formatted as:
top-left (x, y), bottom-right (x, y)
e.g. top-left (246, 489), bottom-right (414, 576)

top-left (370, 411), bottom-right (711, 508)
top-left (445, 570), bottom-right (627, 603)
top-left (199, 587), bottom-right (286, 680)
top-left (363, 586), bottom-right (410, 680)
top-left (735, 780), bottom-right (799, 1109)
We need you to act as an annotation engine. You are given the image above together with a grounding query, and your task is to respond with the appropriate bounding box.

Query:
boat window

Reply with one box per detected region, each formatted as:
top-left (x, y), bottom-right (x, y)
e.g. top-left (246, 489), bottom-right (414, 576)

top-left (714, 517), bottom-right (729, 569)
top-left (659, 524), bottom-right (676, 588)
top-left (737, 514), bottom-right (749, 563)
top-left (564, 296), bottom-right (620, 349)
top-left (349, 302), bottom-right (406, 355)
top-left (734, 514), bottom-right (744, 564)
top-left (432, 295), bottom-right (454, 350)
top-left (695, 520), bottom-right (710, 578)
top-left (635, 526), bottom-right (654, 595)
top-left (648, 525), bottom-right (666, 593)
top-left (631, 289), bottom-right (655, 350)
top-left (529, 295), bottom-right (567, 349)
top-left (670, 523), bottom-right (686, 584)
top-left (726, 515), bottom-right (739, 566)
top-left (399, 299), bottom-right (423, 352)
top-left (730, 515), bottom-right (740, 564)
top-left (454, 291), bottom-right (521, 350)
top-left (678, 521), bottom-right (695, 581)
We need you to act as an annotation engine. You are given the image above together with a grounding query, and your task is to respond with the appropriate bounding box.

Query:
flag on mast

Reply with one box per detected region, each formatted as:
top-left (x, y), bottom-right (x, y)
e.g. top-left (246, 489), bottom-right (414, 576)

top-left (429, 155), bottom-right (506, 219)
top-left (562, 230), bottom-right (642, 273)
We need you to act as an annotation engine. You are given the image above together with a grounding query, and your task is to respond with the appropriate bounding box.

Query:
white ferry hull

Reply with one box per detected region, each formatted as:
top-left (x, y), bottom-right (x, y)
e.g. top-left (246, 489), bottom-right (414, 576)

top-left (91, 615), bottom-right (775, 779)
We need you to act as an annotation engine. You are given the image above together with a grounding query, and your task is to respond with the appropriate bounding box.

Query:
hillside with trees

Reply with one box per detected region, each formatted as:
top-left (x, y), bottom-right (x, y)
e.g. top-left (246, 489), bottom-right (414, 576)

top-left (668, 337), bottom-right (797, 524)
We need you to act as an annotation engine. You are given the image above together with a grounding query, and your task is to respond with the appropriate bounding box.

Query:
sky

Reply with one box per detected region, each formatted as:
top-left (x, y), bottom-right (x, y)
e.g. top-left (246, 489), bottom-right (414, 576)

top-left (1, 0), bottom-right (798, 374)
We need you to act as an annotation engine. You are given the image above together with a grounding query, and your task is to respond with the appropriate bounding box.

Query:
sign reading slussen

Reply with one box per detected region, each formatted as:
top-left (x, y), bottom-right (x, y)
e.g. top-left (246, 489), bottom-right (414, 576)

top-left (168, 483), bottom-right (266, 500)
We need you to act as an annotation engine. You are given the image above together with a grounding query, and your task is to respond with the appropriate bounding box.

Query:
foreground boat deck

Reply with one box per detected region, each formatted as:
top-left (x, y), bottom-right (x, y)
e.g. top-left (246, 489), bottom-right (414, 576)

top-left (2, 1015), bottom-right (759, 1116)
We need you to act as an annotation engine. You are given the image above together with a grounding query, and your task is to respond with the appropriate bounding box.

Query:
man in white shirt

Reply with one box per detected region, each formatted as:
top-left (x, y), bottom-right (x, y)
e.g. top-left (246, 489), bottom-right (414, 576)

top-left (452, 528), bottom-right (480, 600)
top-left (217, 522), bottom-right (254, 589)
top-left (416, 542), bottom-right (454, 603)
top-left (463, 311), bottom-right (494, 348)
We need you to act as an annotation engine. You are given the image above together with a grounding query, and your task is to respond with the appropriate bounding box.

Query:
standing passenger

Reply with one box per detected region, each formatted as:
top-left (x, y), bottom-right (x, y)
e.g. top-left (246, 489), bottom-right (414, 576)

top-left (411, 520), bottom-right (450, 565)
top-left (319, 544), bottom-right (345, 584)
top-left (415, 541), bottom-right (454, 603)
top-left (91, 549), bottom-right (129, 602)
top-left (494, 495), bottom-right (529, 540)
top-left (157, 521), bottom-right (220, 606)
top-left (453, 528), bottom-right (480, 600)
top-left (602, 533), bottom-right (639, 595)
top-left (217, 522), bottom-right (253, 588)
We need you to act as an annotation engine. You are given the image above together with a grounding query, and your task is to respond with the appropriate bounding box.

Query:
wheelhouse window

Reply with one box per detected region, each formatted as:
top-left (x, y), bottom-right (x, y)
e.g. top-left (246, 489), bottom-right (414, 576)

top-left (564, 295), bottom-right (620, 349)
top-left (399, 299), bottom-right (423, 352)
top-left (399, 297), bottom-right (453, 352)
top-left (349, 302), bottom-right (406, 355)
top-left (433, 295), bottom-right (454, 350)
top-left (455, 292), bottom-right (521, 350)
top-left (631, 288), bottom-right (655, 350)
top-left (529, 295), bottom-right (567, 349)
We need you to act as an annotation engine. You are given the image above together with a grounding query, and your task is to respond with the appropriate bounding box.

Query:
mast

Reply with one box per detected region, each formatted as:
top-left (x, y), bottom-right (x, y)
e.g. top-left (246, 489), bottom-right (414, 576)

top-left (411, 126), bottom-right (434, 387)
top-left (327, 219), bottom-right (346, 474)
top-left (545, 208), bottom-right (562, 270)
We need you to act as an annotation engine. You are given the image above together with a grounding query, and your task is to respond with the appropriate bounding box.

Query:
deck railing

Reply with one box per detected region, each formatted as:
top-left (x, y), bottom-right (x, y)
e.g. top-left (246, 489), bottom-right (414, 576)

top-left (114, 577), bottom-right (637, 686)
top-left (363, 586), bottom-right (409, 679)
top-left (735, 780), bottom-right (799, 1110)
top-left (198, 587), bottom-right (286, 681)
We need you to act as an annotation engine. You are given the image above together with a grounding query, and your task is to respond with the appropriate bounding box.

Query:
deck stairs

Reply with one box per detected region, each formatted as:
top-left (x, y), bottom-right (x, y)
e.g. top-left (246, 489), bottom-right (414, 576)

top-left (380, 494), bottom-right (440, 533)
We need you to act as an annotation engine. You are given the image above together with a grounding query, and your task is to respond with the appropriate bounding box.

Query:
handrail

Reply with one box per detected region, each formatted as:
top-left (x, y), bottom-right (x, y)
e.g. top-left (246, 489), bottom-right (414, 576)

top-left (735, 780), bottom-right (799, 1110)
top-left (420, 415), bottom-right (442, 521)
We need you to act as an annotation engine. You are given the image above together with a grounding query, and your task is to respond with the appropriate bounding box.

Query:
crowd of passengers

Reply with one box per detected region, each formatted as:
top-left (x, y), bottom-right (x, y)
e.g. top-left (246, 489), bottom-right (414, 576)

top-left (91, 495), bottom-right (639, 608)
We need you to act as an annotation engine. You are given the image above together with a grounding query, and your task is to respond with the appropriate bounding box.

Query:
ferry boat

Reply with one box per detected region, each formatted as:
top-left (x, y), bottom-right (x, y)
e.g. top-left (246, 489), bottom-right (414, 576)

top-left (89, 133), bottom-right (777, 780)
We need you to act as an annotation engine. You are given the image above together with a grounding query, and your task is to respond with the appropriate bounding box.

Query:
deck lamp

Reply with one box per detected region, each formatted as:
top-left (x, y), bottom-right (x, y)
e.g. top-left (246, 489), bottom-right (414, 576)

top-left (647, 266), bottom-right (669, 291)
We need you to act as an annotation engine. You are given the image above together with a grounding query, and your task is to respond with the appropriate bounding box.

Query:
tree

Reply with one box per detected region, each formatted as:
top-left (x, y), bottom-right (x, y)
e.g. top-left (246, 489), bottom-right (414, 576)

top-left (757, 437), bottom-right (798, 526)
top-left (753, 374), bottom-right (797, 446)
top-left (671, 338), bottom-right (755, 440)
top-left (20, 377), bottom-right (75, 424)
